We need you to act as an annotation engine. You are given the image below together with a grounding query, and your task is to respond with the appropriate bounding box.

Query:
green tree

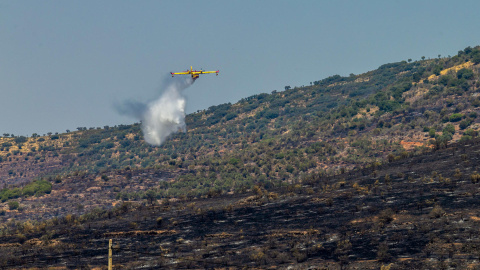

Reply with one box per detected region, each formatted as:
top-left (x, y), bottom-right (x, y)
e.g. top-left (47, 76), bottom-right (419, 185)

top-left (14, 136), bottom-right (27, 144)
top-left (472, 50), bottom-right (480, 64)
top-left (145, 189), bottom-right (157, 205)
top-left (457, 68), bottom-right (474, 80)
top-left (464, 128), bottom-right (478, 137)
top-left (412, 72), bottom-right (422, 82)
top-left (459, 119), bottom-right (473, 129)
top-left (443, 124), bottom-right (455, 135)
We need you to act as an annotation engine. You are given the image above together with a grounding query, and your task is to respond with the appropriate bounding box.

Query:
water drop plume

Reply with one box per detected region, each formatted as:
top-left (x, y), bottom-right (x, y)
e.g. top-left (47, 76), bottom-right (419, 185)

top-left (116, 76), bottom-right (194, 146)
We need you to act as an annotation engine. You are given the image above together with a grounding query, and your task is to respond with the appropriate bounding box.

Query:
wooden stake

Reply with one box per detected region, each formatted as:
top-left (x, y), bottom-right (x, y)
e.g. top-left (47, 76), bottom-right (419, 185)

top-left (108, 239), bottom-right (113, 270)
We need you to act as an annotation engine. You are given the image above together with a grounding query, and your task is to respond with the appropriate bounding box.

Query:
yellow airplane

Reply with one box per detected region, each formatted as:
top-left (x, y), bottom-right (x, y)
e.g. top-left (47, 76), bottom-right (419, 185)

top-left (170, 66), bottom-right (219, 80)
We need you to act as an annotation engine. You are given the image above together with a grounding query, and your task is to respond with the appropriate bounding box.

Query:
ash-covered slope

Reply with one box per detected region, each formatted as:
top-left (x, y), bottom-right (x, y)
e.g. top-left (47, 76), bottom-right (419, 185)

top-left (2, 138), bottom-right (480, 269)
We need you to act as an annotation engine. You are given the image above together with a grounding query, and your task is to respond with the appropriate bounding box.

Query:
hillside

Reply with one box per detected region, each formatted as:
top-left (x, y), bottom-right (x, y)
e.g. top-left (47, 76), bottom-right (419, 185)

top-left (2, 138), bottom-right (480, 269)
top-left (0, 49), bottom-right (478, 207)
top-left (1, 47), bottom-right (480, 201)
top-left (1, 46), bottom-right (480, 267)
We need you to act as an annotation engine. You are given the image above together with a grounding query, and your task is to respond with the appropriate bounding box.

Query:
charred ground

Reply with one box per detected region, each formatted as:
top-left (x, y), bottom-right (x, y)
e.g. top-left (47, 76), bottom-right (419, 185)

top-left (2, 139), bottom-right (480, 269)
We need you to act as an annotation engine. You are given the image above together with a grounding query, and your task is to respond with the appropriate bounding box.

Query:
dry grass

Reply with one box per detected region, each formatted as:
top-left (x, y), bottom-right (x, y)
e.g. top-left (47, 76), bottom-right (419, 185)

top-left (426, 61), bottom-right (474, 82)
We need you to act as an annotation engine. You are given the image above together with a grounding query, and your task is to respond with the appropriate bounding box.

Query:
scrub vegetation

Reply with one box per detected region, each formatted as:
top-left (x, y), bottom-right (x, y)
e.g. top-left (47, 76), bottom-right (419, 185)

top-left (1, 46), bottom-right (480, 268)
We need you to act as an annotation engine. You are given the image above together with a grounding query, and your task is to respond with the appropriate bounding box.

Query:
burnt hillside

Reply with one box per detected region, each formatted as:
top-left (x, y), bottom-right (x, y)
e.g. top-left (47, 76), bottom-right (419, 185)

top-left (1, 45), bottom-right (480, 269)
top-left (2, 139), bottom-right (480, 269)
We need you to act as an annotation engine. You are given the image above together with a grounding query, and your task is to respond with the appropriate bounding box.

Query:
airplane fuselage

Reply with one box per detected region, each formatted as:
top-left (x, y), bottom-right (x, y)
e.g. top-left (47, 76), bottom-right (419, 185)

top-left (171, 66), bottom-right (219, 80)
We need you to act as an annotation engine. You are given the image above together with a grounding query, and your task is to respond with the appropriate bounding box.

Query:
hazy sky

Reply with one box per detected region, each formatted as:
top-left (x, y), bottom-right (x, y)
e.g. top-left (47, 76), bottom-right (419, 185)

top-left (1, 1), bottom-right (480, 136)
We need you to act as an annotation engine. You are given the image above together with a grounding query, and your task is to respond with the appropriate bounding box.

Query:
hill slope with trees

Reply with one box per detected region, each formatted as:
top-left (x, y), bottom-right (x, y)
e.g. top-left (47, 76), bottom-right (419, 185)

top-left (1, 45), bottom-right (480, 269)
top-left (1, 45), bottom-right (480, 220)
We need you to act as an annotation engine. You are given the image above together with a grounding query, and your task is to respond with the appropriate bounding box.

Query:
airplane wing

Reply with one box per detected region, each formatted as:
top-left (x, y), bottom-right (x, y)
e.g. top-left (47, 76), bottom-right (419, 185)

top-left (189, 70), bottom-right (219, 75)
top-left (199, 70), bottom-right (220, 75)
top-left (170, 71), bottom-right (191, 77)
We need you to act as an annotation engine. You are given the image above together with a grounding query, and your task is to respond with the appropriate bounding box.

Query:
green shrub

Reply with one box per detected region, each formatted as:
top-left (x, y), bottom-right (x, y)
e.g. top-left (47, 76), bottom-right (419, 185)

top-left (464, 129), bottom-right (478, 137)
top-left (459, 119), bottom-right (473, 129)
top-left (23, 180), bottom-right (52, 197)
top-left (0, 188), bottom-right (21, 202)
top-left (14, 136), bottom-right (28, 144)
top-left (1, 180), bottom-right (52, 201)
top-left (8, 201), bottom-right (19, 210)
top-left (449, 113), bottom-right (464, 122)
top-left (457, 68), bottom-right (474, 80)
top-left (460, 135), bottom-right (473, 142)
top-left (228, 158), bottom-right (240, 166)
top-left (443, 124), bottom-right (455, 135)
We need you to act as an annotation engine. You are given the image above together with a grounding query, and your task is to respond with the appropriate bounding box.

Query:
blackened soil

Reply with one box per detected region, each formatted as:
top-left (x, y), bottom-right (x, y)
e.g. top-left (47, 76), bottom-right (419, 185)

top-left (3, 140), bottom-right (480, 269)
